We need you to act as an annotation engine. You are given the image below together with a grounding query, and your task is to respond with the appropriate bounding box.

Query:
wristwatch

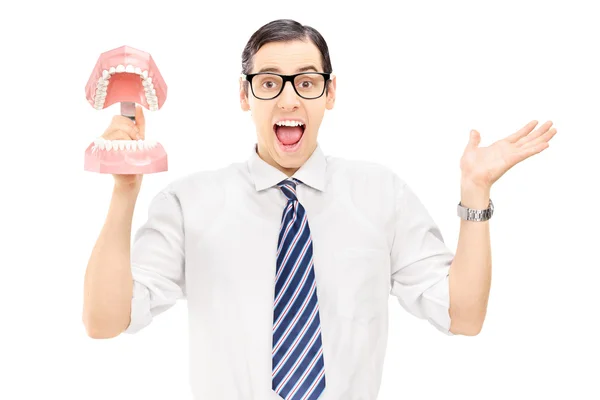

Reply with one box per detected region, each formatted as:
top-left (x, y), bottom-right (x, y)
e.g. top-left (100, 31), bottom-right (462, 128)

top-left (457, 198), bottom-right (494, 221)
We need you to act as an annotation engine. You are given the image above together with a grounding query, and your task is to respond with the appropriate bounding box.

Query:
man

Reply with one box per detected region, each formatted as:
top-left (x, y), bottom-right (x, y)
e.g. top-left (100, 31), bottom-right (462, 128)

top-left (83, 19), bottom-right (557, 400)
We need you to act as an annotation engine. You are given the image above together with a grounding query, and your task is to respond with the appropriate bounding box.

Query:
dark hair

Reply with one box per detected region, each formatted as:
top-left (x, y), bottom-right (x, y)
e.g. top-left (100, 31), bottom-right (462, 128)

top-left (241, 19), bottom-right (333, 95)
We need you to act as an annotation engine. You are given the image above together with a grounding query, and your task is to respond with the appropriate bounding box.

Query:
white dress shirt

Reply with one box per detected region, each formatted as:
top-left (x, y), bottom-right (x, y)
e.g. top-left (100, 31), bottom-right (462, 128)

top-left (125, 143), bottom-right (455, 399)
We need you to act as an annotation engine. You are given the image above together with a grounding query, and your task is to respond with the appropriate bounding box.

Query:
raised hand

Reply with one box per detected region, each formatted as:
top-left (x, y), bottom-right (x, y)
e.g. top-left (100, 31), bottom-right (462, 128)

top-left (459, 120), bottom-right (557, 189)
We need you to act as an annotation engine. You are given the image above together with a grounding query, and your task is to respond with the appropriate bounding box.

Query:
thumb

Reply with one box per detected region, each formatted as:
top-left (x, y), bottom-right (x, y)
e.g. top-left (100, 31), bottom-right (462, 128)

top-left (135, 105), bottom-right (146, 140)
top-left (468, 129), bottom-right (481, 149)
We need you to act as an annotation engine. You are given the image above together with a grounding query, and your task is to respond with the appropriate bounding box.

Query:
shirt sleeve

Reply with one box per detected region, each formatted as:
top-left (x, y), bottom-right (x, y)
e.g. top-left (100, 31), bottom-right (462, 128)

top-left (390, 174), bottom-right (455, 335)
top-left (123, 189), bottom-right (186, 334)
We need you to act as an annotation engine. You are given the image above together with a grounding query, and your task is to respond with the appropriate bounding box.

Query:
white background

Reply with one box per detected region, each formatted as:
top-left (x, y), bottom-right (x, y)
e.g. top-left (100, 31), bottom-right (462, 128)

top-left (1, 0), bottom-right (598, 399)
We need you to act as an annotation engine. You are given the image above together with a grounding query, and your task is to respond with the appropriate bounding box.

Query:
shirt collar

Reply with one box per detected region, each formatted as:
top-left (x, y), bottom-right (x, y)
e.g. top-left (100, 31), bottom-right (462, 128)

top-left (247, 142), bottom-right (327, 192)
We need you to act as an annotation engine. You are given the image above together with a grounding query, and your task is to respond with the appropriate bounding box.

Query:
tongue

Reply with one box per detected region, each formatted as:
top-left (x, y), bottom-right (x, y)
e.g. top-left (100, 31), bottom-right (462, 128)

top-left (276, 126), bottom-right (303, 145)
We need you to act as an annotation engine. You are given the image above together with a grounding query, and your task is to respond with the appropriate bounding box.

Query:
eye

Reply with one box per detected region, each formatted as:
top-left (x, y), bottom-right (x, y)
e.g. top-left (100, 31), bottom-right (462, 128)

top-left (262, 80), bottom-right (278, 89)
top-left (297, 80), bottom-right (313, 89)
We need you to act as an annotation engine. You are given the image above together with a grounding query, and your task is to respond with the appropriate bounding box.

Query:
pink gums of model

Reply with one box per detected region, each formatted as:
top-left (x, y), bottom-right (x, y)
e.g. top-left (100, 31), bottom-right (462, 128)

top-left (84, 45), bottom-right (168, 174)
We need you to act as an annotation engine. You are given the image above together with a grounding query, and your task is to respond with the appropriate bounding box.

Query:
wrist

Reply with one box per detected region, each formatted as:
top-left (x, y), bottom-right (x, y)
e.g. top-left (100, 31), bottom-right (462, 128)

top-left (112, 184), bottom-right (141, 200)
top-left (460, 179), bottom-right (490, 209)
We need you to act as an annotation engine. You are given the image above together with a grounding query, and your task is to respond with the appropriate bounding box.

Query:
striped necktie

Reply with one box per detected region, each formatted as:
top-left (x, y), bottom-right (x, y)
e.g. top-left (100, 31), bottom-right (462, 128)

top-left (272, 178), bottom-right (326, 400)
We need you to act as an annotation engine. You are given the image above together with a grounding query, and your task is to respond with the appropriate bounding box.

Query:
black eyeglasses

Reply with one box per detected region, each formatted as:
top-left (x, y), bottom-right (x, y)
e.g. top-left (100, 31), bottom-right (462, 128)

top-left (242, 72), bottom-right (332, 100)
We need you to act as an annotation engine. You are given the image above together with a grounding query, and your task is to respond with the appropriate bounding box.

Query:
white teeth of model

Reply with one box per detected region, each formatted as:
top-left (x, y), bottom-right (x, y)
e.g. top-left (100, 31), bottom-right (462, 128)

top-left (116, 65), bottom-right (125, 73)
top-left (134, 67), bottom-right (142, 75)
top-left (125, 64), bottom-right (135, 73)
top-left (102, 70), bottom-right (109, 80)
top-left (109, 67), bottom-right (116, 75)
top-left (146, 77), bottom-right (153, 85)
top-left (93, 140), bottom-right (145, 151)
top-left (142, 70), bottom-right (148, 79)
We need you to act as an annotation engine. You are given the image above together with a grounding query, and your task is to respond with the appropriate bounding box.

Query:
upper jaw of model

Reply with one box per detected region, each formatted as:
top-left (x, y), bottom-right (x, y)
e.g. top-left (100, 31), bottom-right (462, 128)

top-left (84, 45), bottom-right (167, 112)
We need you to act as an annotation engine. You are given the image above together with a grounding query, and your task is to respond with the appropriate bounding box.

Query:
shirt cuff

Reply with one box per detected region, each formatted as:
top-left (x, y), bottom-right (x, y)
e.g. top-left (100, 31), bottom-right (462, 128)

top-left (421, 274), bottom-right (454, 336)
top-left (123, 280), bottom-right (153, 334)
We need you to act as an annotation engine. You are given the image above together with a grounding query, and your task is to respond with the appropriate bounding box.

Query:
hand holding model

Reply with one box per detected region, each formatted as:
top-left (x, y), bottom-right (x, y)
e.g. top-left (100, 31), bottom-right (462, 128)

top-left (100, 105), bottom-right (146, 192)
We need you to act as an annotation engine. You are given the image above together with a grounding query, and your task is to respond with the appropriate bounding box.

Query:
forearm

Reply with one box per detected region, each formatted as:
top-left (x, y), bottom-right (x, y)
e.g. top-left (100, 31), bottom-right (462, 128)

top-left (82, 186), bottom-right (139, 338)
top-left (448, 180), bottom-right (492, 335)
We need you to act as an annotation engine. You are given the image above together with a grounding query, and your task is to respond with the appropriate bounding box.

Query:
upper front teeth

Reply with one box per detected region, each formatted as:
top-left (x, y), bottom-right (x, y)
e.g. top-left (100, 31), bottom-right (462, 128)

top-left (276, 120), bottom-right (304, 127)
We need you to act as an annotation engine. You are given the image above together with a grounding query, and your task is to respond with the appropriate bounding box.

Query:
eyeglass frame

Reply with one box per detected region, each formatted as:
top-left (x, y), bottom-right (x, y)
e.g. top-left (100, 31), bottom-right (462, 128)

top-left (241, 72), bottom-right (333, 100)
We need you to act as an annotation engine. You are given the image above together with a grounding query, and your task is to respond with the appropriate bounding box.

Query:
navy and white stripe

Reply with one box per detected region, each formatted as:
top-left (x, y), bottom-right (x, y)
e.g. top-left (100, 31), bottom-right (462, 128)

top-left (272, 178), bottom-right (326, 400)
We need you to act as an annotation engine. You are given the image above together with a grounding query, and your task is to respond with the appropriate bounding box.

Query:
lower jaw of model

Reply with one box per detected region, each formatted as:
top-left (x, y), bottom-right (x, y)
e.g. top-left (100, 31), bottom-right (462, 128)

top-left (84, 45), bottom-right (169, 174)
top-left (84, 139), bottom-right (167, 174)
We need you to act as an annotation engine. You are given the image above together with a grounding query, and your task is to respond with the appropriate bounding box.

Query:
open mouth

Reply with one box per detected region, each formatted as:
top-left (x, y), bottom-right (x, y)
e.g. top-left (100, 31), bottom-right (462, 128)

top-left (273, 120), bottom-right (305, 151)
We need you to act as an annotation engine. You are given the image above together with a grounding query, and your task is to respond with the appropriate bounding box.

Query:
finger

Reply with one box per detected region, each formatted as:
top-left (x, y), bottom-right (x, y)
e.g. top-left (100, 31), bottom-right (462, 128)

top-left (516, 120), bottom-right (553, 147)
top-left (521, 127), bottom-right (557, 150)
top-left (104, 122), bottom-right (140, 139)
top-left (111, 114), bottom-right (137, 127)
top-left (506, 120), bottom-right (538, 143)
top-left (516, 141), bottom-right (550, 160)
top-left (467, 129), bottom-right (481, 149)
top-left (135, 105), bottom-right (145, 140)
top-left (102, 129), bottom-right (135, 141)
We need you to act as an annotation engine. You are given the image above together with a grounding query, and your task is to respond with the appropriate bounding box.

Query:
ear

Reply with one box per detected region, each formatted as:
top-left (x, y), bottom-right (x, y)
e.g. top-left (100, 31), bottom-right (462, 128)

top-left (325, 74), bottom-right (336, 110)
top-left (239, 76), bottom-right (250, 111)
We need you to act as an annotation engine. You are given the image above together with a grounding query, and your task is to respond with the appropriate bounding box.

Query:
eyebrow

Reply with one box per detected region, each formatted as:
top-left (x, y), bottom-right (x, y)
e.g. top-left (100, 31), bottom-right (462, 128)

top-left (257, 65), bottom-right (319, 73)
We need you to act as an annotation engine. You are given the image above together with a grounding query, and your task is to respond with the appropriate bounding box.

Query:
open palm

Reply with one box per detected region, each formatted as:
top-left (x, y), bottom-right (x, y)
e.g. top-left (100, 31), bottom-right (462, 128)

top-left (460, 120), bottom-right (557, 189)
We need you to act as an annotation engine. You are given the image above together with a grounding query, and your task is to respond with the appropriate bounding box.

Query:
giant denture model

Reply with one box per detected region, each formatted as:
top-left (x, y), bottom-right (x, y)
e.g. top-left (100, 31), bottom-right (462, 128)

top-left (84, 45), bottom-right (168, 174)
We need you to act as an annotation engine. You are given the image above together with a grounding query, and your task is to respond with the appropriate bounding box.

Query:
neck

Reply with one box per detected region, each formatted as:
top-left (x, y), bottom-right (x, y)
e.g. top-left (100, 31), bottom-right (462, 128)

top-left (256, 143), bottom-right (300, 177)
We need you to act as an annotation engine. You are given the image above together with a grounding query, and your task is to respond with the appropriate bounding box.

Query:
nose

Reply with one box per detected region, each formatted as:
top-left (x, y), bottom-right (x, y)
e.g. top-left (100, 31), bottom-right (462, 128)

top-left (277, 80), bottom-right (300, 111)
